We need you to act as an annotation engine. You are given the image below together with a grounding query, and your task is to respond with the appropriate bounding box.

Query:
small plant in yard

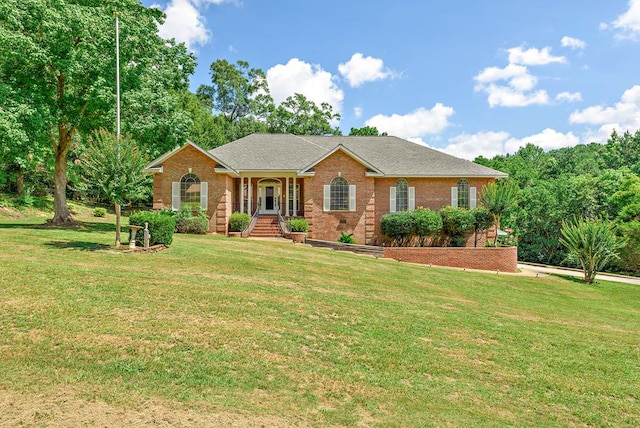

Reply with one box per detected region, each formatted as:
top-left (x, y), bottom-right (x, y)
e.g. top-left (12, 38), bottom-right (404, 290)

top-left (287, 218), bottom-right (308, 233)
top-left (229, 212), bottom-right (251, 232)
top-left (93, 207), bottom-right (107, 217)
top-left (175, 206), bottom-right (209, 234)
top-left (338, 232), bottom-right (355, 244)
top-left (560, 216), bottom-right (625, 284)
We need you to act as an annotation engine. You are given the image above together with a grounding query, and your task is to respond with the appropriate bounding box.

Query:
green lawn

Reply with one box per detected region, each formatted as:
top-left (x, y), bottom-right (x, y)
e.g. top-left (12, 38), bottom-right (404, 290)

top-left (0, 214), bottom-right (639, 426)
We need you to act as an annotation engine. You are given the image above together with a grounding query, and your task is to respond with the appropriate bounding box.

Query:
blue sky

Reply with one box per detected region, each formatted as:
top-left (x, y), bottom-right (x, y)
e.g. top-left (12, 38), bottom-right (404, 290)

top-left (144, 0), bottom-right (640, 159)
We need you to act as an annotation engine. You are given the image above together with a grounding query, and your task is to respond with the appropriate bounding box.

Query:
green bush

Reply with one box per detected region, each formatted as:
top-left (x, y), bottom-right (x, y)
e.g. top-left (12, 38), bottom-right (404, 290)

top-left (338, 232), bottom-right (355, 244)
top-left (287, 218), bottom-right (309, 233)
top-left (129, 211), bottom-right (176, 246)
top-left (15, 192), bottom-right (35, 208)
top-left (93, 207), bottom-right (107, 217)
top-left (175, 207), bottom-right (209, 234)
top-left (229, 212), bottom-right (251, 232)
top-left (413, 207), bottom-right (442, 246)
top-left (381, 211), bottom-right (414, 246)
top-left (439, 206), bottom-right (475, 247)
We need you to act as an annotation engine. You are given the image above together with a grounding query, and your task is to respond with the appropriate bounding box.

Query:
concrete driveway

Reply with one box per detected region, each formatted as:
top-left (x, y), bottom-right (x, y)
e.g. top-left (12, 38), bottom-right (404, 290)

top-left (518, 263), bottom-right (640, 285)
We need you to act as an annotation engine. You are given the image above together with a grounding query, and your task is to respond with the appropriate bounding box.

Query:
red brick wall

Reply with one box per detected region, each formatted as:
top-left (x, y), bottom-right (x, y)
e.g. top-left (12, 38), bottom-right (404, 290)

top-left (383, 246), bottom-right (518, 272)
top-left (304, 150), bottom-right (375, 244)
top-left (373, 177), bottom-right (496, 244)
top-left (151, 144), bottom-right (229, 233)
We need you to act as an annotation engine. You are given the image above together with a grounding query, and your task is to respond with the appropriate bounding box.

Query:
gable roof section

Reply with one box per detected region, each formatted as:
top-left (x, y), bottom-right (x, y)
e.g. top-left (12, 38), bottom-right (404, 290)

top-left (208, 134), bottom-right (507, 178)
top-left (143, 141), bottom-right (234, 174)
top-left (298, 144), bottom-right (383, 175)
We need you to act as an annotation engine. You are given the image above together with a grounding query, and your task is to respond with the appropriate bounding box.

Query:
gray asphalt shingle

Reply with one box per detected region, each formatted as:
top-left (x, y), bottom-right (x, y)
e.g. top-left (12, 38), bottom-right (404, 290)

top-left (209, 134), bottom-right (507, 177)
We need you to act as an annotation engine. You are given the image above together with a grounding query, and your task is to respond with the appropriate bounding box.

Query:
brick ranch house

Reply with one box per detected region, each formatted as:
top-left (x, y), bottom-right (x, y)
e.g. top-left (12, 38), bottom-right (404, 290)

top-left (143, 133), bottom-right (508, 245)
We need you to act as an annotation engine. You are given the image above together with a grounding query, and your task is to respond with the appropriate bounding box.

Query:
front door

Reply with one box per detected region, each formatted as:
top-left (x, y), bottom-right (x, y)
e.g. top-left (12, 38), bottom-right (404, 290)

top-left (258, 180), bottom-right (281, 214)
top-left (265, 186), bottom-right (275, 211)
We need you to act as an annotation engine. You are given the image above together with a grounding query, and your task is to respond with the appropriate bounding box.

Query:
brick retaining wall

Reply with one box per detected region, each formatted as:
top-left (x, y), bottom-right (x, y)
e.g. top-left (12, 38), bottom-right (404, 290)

top-left (383, 246), bottom-right (518, 272)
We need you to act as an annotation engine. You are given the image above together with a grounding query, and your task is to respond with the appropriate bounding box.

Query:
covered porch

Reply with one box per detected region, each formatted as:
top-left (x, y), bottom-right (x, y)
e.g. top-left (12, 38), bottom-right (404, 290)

top-left (232, 173), bottom-right (305, 218)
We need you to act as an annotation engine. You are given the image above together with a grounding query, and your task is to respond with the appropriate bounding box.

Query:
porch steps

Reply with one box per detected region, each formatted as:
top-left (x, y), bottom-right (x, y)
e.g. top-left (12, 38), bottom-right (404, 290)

top-left (250, 215), bottom-right (283, 238)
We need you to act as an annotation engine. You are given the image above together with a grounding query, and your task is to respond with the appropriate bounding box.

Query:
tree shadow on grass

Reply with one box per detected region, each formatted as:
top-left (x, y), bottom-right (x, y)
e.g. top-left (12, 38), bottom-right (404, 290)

top-left (44, 240), bottom-right (112, 251)
top-left (552, 273), bottom-right (599, 286)
top-left (0, 221), bottom-right (120, 234)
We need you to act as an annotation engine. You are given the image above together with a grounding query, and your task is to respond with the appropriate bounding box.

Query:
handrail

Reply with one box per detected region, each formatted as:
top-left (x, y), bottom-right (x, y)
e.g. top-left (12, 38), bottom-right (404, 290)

top-left (277, 211), bottom-right (289, 237)
top-left (243, 208), bottom-right (259, 237)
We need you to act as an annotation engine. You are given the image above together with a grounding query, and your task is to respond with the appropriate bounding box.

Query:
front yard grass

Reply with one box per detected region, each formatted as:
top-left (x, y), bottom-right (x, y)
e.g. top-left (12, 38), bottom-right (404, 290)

top-left (0, 217), bottom-right (638, 426)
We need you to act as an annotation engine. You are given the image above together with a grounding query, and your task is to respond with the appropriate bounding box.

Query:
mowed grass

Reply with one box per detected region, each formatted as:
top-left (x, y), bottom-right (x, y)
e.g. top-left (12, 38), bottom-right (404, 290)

top-left (0, 217), bottom-right (639, 426)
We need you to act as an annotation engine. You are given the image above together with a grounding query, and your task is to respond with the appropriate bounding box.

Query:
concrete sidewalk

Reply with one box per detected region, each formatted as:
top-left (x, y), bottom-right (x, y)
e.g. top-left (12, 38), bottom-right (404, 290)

top-left (518, 263), bottom-right (640, 285)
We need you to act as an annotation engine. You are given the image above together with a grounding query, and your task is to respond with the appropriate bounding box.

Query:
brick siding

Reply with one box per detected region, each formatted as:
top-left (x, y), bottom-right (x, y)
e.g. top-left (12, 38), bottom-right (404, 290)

top-left (152, 145), bottom-right (500, 243)
top-left (304, 150), bottom-right (376, 244)
top-left (383, 246), bottom-right (518, 272)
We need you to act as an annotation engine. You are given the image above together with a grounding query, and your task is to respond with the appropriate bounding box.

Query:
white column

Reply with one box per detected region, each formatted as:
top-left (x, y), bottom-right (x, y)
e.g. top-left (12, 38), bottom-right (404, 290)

top-left (240, 176), bottom-right (245, 213)
top-left (248, 177), bottom-right (252, 215)
top-left (293, 176), bottom-right (298, 217)
top-left (285, 177), bottom-right (290, 217)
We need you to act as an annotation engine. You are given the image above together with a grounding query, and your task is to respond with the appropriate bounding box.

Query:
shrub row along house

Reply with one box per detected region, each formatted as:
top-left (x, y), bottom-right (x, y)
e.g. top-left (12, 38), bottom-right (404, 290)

top-left (144, 133), bottom-right (507, 244)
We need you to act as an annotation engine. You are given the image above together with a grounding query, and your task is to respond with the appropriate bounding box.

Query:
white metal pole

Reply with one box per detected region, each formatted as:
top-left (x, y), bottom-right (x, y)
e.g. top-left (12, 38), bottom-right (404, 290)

top-left (115, 11), bottom-right (121, 142)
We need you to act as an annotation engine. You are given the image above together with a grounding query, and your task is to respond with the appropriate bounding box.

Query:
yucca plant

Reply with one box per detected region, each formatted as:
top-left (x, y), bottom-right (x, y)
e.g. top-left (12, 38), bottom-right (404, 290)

top-left (559, 217), bottom-right (625, 284)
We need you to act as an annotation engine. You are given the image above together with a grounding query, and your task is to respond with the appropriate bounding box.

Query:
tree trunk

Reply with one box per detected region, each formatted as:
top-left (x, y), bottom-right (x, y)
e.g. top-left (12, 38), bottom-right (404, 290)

top-left (16, 166), bottom-right (24, 196)
top-left (115, 202), bottom-right (121, 248)
top-left (50, 133), bottom-right (74, 224)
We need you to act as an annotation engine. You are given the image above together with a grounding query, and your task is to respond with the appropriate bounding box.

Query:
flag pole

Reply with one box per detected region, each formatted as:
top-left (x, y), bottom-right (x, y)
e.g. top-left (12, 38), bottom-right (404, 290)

top-left (115, 11), bottom-right (121, 143)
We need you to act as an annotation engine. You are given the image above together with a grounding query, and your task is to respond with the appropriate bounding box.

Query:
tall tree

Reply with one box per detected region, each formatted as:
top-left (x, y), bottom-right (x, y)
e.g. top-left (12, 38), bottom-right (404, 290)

top-left (267, 93), bottom-right (341, 135)
top-left (349, 126), bottom-right (387, 136)
top-left (0, 0), bottom-right (194, 224)
top-left (197, 59), bottom-right (273, 123)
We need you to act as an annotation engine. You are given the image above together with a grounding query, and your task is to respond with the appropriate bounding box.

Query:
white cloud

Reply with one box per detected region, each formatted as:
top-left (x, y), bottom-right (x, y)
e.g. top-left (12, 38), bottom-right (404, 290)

top-left (338, 53), bottom-right (395, 87)
top-left (474, 64), bottom-right (549, 107)
top-left (556, 91), bottom-right (582, 102)
top-left (152, 0), bottom-right (236, 50)
top-left (612, 0), bottom-right (640, 36)
top-left (503, 128), bottom-right (579, 153)
top-left (443, 131), bottom-right (511, 160)
top-left (266, 58), bottom-right (344, 114)
top-left (353, 106), bottom-right (363, 118)
top-left (569, 85), bottom-right (640, 141)
top-left (154, 0), bottom-right (210, 50)
top-left (364, 104), bottom-right (454, 139)
top-left (443, 129), bottom-right (579, 160)
top-left (561, 36), bottom-right (587, 50)
top-left (474, 44), bottom-right (572, 108)
top-left (507, 46), bottom-right (566, 65)
top-left (474, 64), bottom-right (529, 84)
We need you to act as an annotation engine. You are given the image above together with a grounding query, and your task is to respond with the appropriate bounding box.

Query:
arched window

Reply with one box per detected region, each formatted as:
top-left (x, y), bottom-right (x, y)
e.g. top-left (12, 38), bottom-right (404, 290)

top-left (181, 173), bottom-right (201, 207)
top-left (457, 179), bottom-right (469, 209)
top-left (330, 177), bottom-right (349, 211)
top-left (396, 179), bottom-right (408, 212)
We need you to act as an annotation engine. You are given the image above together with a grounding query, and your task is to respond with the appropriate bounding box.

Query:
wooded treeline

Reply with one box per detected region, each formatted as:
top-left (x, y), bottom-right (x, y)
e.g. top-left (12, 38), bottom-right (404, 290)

top-left (475, 130), bottom-right (640, 275)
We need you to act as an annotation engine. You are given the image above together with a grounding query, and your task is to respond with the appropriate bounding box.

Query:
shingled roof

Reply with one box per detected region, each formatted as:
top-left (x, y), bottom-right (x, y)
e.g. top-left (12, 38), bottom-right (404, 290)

top-left (208, 134), bottom-right (507, 177)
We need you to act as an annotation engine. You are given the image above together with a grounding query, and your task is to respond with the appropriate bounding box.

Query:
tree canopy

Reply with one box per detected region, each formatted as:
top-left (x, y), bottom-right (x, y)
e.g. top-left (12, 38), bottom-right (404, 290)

top-left (0, 0), bottom-right (194, 223)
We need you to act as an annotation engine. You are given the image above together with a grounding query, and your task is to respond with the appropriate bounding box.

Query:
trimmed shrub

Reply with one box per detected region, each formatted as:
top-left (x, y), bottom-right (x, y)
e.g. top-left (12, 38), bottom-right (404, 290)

top-left (381, 211), bottom-right (414, 246)
top-left (287, 218), bottom-right (309, 233)
top-left (413, 207), bottom-right (442, 246)
top-left (129, 211), bottom-right (176, 246)
top-left (439, 206), bottom-right (475, 247)
top-left (229, 212), bottom-right (251, 232)
top-left (175, 207), bottom-right (209, 234)
top-left (93, 207), bottom-right (107, 217)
